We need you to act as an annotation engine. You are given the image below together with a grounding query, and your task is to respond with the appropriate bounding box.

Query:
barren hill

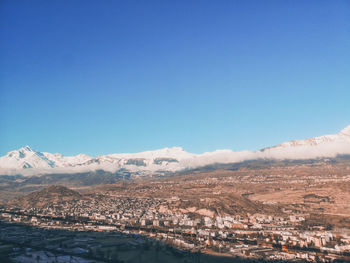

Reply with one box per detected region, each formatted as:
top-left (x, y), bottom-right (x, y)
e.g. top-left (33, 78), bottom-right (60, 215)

top-left (8, 185), bottom-right (84, 209)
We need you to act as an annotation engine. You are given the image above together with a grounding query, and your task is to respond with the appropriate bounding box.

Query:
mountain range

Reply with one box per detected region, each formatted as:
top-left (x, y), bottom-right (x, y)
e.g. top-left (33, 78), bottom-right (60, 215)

top-left (1, 125), bottom-right (350, 177)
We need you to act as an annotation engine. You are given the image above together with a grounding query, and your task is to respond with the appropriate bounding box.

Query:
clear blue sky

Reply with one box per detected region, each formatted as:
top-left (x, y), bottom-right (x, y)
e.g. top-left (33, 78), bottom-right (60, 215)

top-left (1, 0), bottom-right (349, 156)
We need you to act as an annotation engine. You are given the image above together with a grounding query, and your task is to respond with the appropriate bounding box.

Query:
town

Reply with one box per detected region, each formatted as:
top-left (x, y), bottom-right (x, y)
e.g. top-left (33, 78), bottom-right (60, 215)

top-left (1, 189), bottom-right (350, 262)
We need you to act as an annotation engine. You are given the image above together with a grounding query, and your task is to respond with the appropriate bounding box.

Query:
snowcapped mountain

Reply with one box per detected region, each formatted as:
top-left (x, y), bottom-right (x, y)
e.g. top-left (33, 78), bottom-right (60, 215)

top-left (0, 146), bottom-right (92, 170)
top-left (0, 146), bottom-right (56, 169)
top-left (0, 145), bottom-right (252, 176)
top-left (259, 125), bottom-right (350, 159)
top-left (1, 125), bottom-right (350, 176)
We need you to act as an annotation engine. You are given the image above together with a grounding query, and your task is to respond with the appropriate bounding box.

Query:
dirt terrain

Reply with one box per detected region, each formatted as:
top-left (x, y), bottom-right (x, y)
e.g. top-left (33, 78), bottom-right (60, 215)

top-left (2, 157), bottom-right (350, 228)
top-left (93, 158), bottom-right (350, 228)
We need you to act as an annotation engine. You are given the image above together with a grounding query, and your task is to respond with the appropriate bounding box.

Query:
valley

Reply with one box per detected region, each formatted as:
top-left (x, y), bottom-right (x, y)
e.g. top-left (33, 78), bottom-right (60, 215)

top-left (1, 127), bottom-right (350, 262)
top-left (1, 157), bottom-right (350, 262)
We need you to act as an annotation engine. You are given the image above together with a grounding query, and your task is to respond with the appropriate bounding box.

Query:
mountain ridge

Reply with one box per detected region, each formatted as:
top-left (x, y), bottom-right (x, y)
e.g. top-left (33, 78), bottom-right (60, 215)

top-left (1, 125), bottom-right (350, 177)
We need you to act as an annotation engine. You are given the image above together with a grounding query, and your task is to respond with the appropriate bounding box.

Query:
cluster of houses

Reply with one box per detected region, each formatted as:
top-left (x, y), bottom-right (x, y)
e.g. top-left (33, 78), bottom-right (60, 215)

top-left (1, 194), bottom-right (350, 262)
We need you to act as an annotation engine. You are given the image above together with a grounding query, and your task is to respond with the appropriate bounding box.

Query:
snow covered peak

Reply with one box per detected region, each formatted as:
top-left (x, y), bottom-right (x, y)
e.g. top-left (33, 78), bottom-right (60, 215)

top-left (14, 145), bottom-right (34, 157)
top-left (7, 146), bottom-right (34, 159)
top-left (21, 145), bottom-right (33, 152)
top-left (339, 125), bottom-right (350, 136)
top-left (0, 146), bottom-right (53, 169)
top-left (163, 146), bottom-right (185, 153)
top-left (259, 125), bottom-right (350, 159)
top-left (1, 124), bottom-right (350, 176)
top-left (105, 146), bottom-right (193, 160)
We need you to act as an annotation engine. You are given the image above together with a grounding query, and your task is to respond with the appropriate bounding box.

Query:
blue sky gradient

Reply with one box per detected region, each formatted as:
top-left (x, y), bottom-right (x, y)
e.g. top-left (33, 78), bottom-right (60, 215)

top-left (1, 0), bottom-right (350, 156)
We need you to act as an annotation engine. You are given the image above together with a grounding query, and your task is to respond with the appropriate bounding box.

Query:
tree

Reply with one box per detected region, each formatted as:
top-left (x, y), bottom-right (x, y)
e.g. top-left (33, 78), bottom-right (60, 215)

top-left (325, 223), bottom-right (333, 230)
